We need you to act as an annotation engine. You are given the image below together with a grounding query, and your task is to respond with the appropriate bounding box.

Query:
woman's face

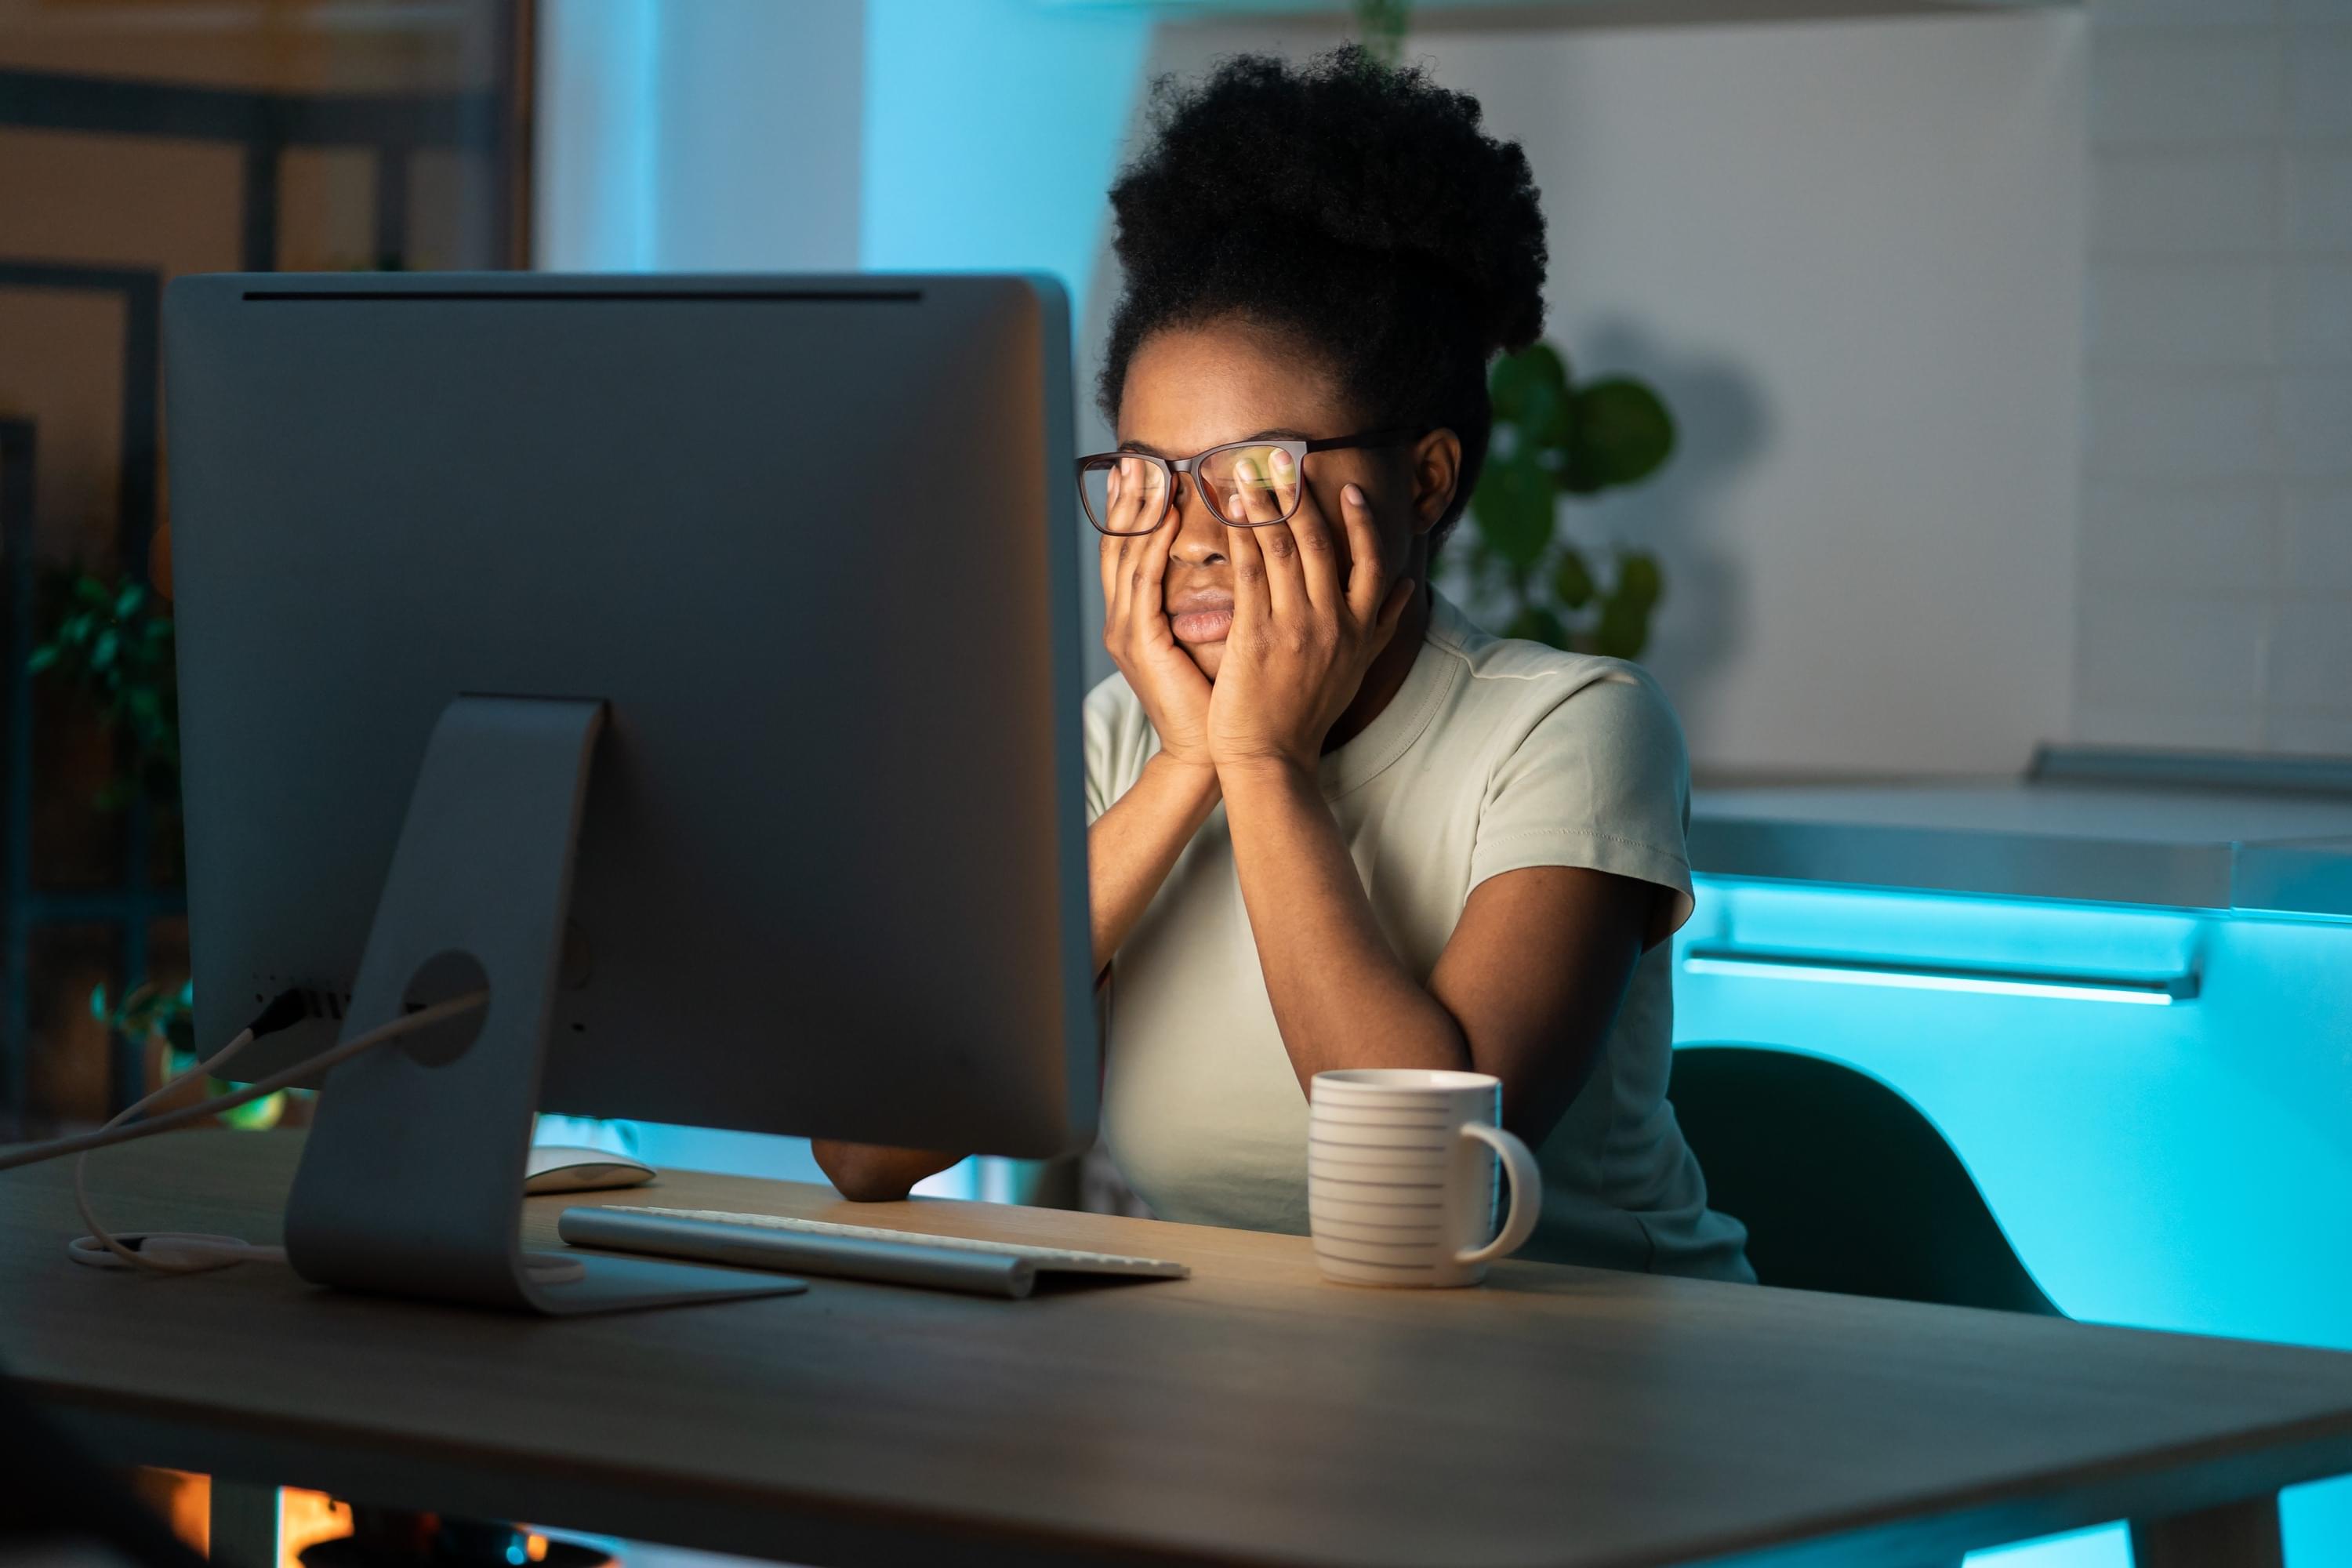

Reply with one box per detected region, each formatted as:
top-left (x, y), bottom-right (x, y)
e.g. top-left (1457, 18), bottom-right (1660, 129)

top-left (1114, 321), bottom-right (1438, 680)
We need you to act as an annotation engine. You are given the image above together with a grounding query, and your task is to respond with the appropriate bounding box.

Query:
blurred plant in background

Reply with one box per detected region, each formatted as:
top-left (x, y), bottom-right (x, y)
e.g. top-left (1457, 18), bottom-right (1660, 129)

top-left (1454, 343), bottom-right (1676, 659)
top-left (30, 566), bottom-right (182, 828)
top-left (34, 568), bottom-right (209, 1114)
top-left (92, 976), bottom-right (193, 1062)
top-left (1356, 0), bottom-right (1410, 66)
top-left (90, 977), bottom-right (289, 1129)
top-left (1345, 3), bottom-right (1677, 659)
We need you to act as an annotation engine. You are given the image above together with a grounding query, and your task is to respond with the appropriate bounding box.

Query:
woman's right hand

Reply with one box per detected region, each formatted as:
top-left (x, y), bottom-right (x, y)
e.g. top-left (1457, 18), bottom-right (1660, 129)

top-left (1098, 462), bottom-right (1214, 771)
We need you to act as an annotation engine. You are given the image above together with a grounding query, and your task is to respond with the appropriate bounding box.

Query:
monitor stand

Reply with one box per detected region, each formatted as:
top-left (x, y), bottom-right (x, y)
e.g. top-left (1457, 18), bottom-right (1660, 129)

top-left (281, 695), bottom-right (801, 1315)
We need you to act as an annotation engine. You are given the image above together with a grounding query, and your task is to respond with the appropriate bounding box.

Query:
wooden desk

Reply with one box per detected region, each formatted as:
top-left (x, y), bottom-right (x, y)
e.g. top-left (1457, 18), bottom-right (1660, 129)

top-left (9, 1131), bottom-right (2352, 1568)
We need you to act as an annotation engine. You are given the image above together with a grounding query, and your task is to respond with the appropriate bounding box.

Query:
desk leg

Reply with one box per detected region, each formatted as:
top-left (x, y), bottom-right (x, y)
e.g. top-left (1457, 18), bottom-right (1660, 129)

top-left (2128, 1495), bottom-right (2283, 1568)
top-left (208, 1480), bottom-right (278, 1568)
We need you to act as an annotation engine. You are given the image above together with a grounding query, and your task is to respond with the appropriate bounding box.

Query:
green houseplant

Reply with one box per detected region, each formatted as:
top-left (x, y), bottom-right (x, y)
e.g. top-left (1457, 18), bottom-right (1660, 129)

top-left (33, 568), bottom-right (205, 1108)
top-left (30, 566), bottom-right (180, 821)
top-left (1456, 343), bottom-right (1676, 660)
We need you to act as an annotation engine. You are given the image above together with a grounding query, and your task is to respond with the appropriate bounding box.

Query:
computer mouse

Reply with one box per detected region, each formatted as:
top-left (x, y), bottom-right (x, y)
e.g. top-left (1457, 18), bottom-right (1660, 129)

top-left (523, 1144), bottom-right (657, 1196)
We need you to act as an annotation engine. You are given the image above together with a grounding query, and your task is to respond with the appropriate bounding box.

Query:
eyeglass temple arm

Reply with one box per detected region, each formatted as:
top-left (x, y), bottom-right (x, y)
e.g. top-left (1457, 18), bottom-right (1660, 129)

top-left (1301, 426), bottom-right (1428, 455)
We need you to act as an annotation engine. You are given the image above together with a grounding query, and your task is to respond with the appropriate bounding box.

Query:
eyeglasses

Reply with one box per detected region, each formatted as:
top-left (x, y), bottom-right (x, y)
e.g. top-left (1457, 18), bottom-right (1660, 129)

top-left (1075, 428), bottom-right (1424, 536)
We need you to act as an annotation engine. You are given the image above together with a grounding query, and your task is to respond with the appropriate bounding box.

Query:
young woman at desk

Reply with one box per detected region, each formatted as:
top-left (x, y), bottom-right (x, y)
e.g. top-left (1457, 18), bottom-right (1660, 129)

top-left (816, 48), bottom-right (1751, 1283)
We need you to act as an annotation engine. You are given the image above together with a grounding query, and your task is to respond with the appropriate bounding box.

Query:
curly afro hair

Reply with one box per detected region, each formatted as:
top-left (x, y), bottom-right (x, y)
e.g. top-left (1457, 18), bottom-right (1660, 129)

top-left (1099, 45), bottom-right (1548, 546)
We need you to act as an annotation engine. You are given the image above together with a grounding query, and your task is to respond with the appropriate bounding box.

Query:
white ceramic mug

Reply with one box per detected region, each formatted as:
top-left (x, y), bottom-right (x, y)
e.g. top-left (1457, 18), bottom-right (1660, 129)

top-left (1308, 1068), bottom-right (1542, 1287)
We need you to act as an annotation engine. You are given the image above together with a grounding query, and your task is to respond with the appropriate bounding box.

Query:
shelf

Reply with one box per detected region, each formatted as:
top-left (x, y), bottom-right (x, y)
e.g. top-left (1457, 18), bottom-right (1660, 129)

top-left (1036, 0), bottom-right (2072, 28)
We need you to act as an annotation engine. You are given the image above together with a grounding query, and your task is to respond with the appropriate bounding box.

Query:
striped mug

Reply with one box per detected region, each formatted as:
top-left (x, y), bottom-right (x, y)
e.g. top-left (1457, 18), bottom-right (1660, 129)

top-left (1308, 1069), bottom-right (1541, 1287)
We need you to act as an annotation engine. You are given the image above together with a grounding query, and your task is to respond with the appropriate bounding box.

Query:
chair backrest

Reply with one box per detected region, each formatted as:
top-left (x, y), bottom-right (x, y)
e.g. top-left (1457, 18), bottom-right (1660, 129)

top-left (1670, 1045), bottom-right (2061, 1316)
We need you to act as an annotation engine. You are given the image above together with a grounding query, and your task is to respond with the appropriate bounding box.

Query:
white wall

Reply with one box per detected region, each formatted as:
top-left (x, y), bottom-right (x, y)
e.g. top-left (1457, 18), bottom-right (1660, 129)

top-left (861, 0), bottom-right (1156, 691)
top-left (2075, 0), bottom-right (2352, 756)
top-left (535, 0), bottom-right (864, 271)
top-left (1145, 11), bottom-right (2089, 778)
top-left (652, 0), bottom-right (864, 270)
top-left (534, 0), bottom-right (661, 270)
top-left (540, 4), bottom-right (2090, 779)
top-left (862, 0), bottom-right (1151, 305)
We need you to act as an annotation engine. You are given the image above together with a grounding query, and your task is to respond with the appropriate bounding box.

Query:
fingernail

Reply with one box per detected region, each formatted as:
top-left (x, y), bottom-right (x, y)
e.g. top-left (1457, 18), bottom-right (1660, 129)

top-left (1272, 448), bottom-right (1295, 474)
top-left (1345, 482), bottom-right (1366, 506)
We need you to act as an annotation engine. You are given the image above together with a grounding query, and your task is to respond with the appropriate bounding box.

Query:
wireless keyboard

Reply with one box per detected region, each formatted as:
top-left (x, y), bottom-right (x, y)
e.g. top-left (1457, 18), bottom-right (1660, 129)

top-left (557, 1204), bottom-right (1190, 1300)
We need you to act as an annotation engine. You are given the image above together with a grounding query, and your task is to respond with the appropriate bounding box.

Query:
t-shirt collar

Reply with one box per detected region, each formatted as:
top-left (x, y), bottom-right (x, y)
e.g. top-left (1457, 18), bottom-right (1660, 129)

top-left (1315, 588), bottom-right (1470, 798)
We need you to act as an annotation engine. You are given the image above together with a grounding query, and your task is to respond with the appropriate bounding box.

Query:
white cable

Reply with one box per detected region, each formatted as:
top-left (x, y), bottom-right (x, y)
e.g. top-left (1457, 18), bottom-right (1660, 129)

top-left (72, 1022), bottom-right (267, 1273)
top-left (59, 996), bottom-right (478, 1274)
top-left (42, 991), bottom-right (586, 1287)
top-left (0, 991), bottom-right (488, 1174)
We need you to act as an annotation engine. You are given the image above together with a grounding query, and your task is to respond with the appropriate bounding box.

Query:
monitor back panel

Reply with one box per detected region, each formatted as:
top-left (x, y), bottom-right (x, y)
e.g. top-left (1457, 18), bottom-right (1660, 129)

top-left (164, 274), bottom-right (1095, 1156)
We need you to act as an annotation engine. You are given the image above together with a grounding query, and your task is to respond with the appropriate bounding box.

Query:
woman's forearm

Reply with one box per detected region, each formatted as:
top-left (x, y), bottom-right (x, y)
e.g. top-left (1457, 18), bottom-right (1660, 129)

top-left (1088, 752), bottom-right (1222, 975)
top-left (816, 758), bottom-right (1214, 1203)
top-left (1218, 758), bottom-right (1471, 1088)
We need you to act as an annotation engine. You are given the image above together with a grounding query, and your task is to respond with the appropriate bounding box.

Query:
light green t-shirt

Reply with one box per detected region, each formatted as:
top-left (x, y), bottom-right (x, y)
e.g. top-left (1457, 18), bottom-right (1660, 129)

top-left (1083, 590), bottom-right (1753, 1283)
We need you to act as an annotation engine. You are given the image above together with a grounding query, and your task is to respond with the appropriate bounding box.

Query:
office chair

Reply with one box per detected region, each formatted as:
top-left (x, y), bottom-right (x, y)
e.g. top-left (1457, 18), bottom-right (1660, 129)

top-left (1668, 1044), bottom-right (2061, 1317)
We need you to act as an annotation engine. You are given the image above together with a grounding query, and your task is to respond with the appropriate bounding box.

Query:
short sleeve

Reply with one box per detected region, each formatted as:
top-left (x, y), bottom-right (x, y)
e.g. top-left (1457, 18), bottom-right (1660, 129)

top-left (1468, 668), bottom-right (1695, 946)
top-left (1082, 672), bottom-right (1144, 826)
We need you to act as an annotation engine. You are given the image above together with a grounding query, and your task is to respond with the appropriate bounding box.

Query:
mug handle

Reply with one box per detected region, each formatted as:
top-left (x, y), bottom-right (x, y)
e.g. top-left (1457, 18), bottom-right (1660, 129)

top-left (1454, 1123), bottom-right (1542, 1266)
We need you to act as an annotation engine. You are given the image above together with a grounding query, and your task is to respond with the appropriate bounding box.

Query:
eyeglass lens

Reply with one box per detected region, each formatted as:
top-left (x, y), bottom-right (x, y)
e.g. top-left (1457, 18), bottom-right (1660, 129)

top-left (1081, 456), bottom-right (1171, 535)
top-left (1081, 443), bottom-right (1302, 535)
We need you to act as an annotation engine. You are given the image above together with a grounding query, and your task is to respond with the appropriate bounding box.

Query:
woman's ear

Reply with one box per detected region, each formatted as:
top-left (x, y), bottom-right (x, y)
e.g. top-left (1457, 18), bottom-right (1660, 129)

top-left (1410, 430), bottom-right (1463, 537)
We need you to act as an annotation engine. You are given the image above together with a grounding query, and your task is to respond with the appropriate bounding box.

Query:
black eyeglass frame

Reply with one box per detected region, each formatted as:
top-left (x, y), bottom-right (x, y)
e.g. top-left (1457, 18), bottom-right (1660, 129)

top-left (1075, 426), bottom-right (1426, 536)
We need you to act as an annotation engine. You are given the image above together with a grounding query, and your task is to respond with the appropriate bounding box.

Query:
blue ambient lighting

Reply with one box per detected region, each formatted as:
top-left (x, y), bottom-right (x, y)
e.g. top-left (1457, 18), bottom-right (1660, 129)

top-left (1679, 953), bottom-right (2185, 1005)
top-left (1674, 875), bottom-right (2352, 1568)
top-left (862, 0), bottom-right (1152, 325)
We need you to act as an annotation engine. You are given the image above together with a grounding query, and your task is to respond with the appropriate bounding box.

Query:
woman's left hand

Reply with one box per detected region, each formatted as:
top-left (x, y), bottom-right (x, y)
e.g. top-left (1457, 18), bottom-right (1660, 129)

top-left (1205, 449), bottom-right (1415, 775)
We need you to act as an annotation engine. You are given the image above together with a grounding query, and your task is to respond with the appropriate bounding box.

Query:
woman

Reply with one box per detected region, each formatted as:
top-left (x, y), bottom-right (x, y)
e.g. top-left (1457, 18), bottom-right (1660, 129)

top-left (816, 45), bottom-right (1751, 1282)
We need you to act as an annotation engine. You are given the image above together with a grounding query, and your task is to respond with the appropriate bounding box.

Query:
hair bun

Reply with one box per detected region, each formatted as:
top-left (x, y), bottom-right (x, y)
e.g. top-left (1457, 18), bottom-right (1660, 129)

top-left (1112, 45), bottom-right (1547, 355)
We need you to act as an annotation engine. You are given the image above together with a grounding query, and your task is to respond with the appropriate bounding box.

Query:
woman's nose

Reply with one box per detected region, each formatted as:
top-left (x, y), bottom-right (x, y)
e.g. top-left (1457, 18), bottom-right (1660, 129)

top-left (1170, 474), bottom-right (1229, 564)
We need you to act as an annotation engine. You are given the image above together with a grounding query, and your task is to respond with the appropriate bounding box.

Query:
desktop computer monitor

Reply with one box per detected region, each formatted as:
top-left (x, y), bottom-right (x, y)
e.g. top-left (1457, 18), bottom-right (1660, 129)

top-left (163, 273), bottom-right (1096, 1312)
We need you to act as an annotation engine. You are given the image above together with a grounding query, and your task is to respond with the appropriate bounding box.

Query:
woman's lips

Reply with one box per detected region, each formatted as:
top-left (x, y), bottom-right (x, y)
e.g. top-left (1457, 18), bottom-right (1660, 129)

top-left (1169, 605), bottom-right (1234, 644)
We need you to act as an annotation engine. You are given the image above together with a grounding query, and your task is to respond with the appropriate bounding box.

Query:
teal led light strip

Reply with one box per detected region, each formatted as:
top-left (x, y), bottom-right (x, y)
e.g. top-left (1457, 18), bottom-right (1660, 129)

top-left (1680, 949), bottom-right (2196, 1007)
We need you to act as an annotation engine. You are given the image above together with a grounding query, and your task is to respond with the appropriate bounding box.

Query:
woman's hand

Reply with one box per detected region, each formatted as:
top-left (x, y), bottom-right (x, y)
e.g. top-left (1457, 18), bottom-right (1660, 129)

top-left (1098, 459), bottom-right (1215, 771)
top-left (810, 1140), bottom-right (962, 1203)
top-left (1207, 452), bottom-right (1413, 775)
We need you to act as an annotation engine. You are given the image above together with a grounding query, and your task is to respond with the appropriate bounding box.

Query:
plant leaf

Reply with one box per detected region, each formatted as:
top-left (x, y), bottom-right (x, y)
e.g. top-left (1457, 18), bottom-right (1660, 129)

top-left (1561, 378), bottom-right (1676, 494)
top-left (1594, 590), bottom-right (1653, 660)
top-left (1490, 343), bottom-right (1570, 427)
top-left (1470, 448), bottom-right (1556, 570)
top-left (1616, 549), bottom-right (1664, 610)
top-left (1553, 548), bottom-right (1597, 610)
